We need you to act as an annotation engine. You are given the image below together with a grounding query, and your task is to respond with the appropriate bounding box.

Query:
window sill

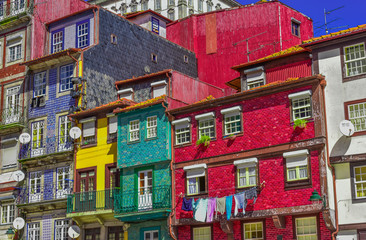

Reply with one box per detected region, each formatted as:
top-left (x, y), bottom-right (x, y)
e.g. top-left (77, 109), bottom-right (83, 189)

top-left (352, 197), bottom-right (366, 204)
top-left (222, 132), bottom-right (243, 140)
top-left (291, 33), bottom-right (301, 38)
top-left (127, 140), bottom-right (140, 145)
top-left (235, 186), bottom-right (259, 194)
top-left (174, 142), bottom-right (193, 148)
top-left (343, 73), bottom-right (366, 82)
top-left (284, 178), bottom-right (312, 191)
top-left (290, 117), bottom-right (314, 125)
top-left (145, 137), bottom-right (158, 141)
top-left (185, 192), bottom-right (208, 199)
top-left (80, 142), bottom-right (97, 149)
top-left (350, 130), bottom-right (366, 137)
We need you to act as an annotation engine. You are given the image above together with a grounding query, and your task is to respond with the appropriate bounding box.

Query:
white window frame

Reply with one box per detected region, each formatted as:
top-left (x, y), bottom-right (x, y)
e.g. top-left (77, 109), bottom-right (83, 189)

top-left (198, 0), bottom-right (203, 11)
top-left (146, 116), bottom-right (157, 139)
top-left (347, 101), bottom-right (366, 132)
top-left (8, 43), bottom-right (22, 62)
top-left (155, 0), bottom-right (161, 9)
top-left (195, 112), bottom-right (215, 139)
top-left (234, 158), bottom-right (258, 188)
top-left (295, 216), bottom-right (317, 240)
top-left (1, 204), bottom-right (15, 224)
top-left (54, 219), bottom-right (68, 240)
top-left (243, 221), bottom-right (264, 240)
top-left (52, 30), bottom-right (63, 53)
top-left (59, 64), bottom-right (73, 92)
top-left (129, 120), bottom-right (140, 142)
top-left (56, 167), bottom-right (70, 199)
top-left (344, 43), bottom-right (366, 77)
top-left (283, 149), bottom-right (309, 182)
top-left (144, 230), bottom-right (159, 240)
top-left (354, 165), bottom-right (366, 199)
top-left (151, 80), bottom-right (167, 98)
top-left (221, 106), bottom-right (242, 136)
top-left (193, 226), bottom-right (211, 240)
top-left (77, 22), bottom-right (89, 48)
top-left (28, 222), bottom-right (40, 240)
top-left (184, 164), bottom-right (206, 196)
top-left (288, 90), bottom-right (312, 121)
top-left (34, 72), bottom-right (46, 97)
top-left (244, 67), bottom-right (265, 91)
top-left (172, 117), bottom-right (191, 145)
top-left (118, 88), bottom-right (133, 100)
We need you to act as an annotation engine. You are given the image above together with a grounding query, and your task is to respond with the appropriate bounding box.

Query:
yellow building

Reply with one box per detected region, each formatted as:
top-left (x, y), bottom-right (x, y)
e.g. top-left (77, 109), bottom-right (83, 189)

top-left (67, 99), bottom-right (134, 240)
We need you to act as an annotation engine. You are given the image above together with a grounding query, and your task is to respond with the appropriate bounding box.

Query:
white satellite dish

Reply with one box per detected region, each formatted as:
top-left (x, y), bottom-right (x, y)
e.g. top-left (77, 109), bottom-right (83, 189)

top-left (339, 120), bottom-right (355, 137)
top-left (13, 217), bottom-right (25, 230)
top-left (12, 171), bottom-right (25, 182)
top-left (68, 225), bottom-right (81, 239)
top-left (19, 133), bottom-right (31, 144)
top-left (69, 127), bottom-right (82, 139)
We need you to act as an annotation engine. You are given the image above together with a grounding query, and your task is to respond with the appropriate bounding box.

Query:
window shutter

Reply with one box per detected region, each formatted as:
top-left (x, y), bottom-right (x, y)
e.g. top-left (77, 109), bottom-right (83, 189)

top-left (83, 121), bottom-right (95, 137)
top-left (153, 85), bottom-right (166, 98)
top-left (1, 138), bottom-right (18, 168)
top-left (234, 158), bottom-right (257, 169)
top-left (186, 168), bottom-right (205, 178)
top-left (109, 116), bottom-right (117, 134)
top-left (286, 155), bottom-right (308, 168)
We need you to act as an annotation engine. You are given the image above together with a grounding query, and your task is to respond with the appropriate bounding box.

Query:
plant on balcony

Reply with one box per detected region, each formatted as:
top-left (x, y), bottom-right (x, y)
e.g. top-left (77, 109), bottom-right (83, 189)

top-left (196, 135), bottom-right (210, 147)
top-left (293, 119), bottom-right (308, 129)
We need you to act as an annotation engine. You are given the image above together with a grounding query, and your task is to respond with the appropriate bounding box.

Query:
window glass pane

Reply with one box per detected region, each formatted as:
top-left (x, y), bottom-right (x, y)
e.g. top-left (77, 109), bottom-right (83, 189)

top-left (188, 177), bottom-right (197, 195)
top-left (129, 120), bottom-right (140, 141)
top-left (355, 166), bottom-right (366, 198)
top-left (344, 43), bottom-right (366, 76)
top-left (292, 96), bottom-right (311, 120)
top-left (60, 64), bottom-right (73, 92)
top-left (224, 113), bottom-right (241, 135)
top-left (147, 116), bottom-right (157, 138)
top-left (193, 227), bottom-right (211, 240)
top-left (348, 102), bottom-right (366, 132)
top-left (176, 126), bottom-right (190, 145)
top-left (199, 118), bottom-right (215, 138)
top-left (243, 222), bottom-right (263, 240)
top-left (77, 22), bottom-right (89, 48)
top-left (34, 72), bottom-right (46, 97)
top-left (296, 217), bottom-right (317, 240)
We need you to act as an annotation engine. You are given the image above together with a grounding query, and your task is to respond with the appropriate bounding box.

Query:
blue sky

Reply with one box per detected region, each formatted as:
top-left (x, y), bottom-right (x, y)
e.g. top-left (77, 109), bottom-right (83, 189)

top-left (238, 0), bottom-right (366, 37)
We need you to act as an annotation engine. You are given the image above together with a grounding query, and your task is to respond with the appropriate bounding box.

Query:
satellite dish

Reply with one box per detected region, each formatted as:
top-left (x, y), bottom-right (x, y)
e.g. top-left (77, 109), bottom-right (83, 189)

top-left (69, 127), bottom-right (81, 139)
top-left (13, 217), bottom-right (25, 230)
top-left (19, 133), bottom-right (31, 144)
top-left (12, 171), bottom-right (25, 182)
top-left (339, 120), bottom-right (355, 137)
top-left (68, 225), bottom-right (81, 239)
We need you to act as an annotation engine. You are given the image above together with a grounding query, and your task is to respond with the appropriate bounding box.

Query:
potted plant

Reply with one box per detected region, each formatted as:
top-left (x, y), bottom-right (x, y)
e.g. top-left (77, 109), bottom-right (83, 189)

top-left (293, 119), bottom-right (308, 129)
top-left (196, 135), bottom-right (210, 147)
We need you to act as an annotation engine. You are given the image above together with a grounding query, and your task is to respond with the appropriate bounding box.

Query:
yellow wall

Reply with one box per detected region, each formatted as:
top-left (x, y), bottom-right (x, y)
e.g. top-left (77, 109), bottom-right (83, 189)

top-left (75, 117), bottom-right (117, 191)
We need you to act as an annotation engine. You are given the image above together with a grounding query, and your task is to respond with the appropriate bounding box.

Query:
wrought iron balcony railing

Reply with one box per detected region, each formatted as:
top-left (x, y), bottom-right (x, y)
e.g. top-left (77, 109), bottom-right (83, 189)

top-left (16, 185), bottom-right (72, 205)
top-left (67, 189), bottom-right (115, 214)
top-left (114, 185), bottom-right (171, 214)
top-left (0, 0), bottom-right (29, 21)
top-left (19, 135), bottom-right (73, 160)
top-left (0, 106), bottom-right (24, 126)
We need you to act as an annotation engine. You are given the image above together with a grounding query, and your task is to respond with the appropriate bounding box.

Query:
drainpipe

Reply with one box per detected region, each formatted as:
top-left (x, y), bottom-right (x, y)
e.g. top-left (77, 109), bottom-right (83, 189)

top-left (320, 79), bottom-right (339, 239)
top-left (162, 101), bottom-right (177, 240)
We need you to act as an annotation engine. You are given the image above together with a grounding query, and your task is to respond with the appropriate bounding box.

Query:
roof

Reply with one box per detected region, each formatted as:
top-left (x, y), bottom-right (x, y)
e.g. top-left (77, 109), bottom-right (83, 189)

top-left (168, 75), bottom-right (324, 115)
top-left (225, 77), bottom-right (241, 91)
top-left (124, 10), bottom-right (172, 23)
top-left (302, 24), bottom-right (366, 46)
top-left (115, 69), bottom-right (172, 86)
top-left (46, 6), bottom-right (98, 26)
top-left (114, 95), bottom-right (166, 114)
top-left (20, 48), bottom-right (81, 66)
top-left (69, 98), bottom-right (136, 118)
top-left (231, 46), bottom-right (308, 70)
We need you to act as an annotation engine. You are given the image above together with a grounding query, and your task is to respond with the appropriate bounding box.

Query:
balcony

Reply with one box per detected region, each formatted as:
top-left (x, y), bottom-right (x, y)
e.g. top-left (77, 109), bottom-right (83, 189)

top-left (0, 106), bottom-right (25, 135)
top-left (19, 135), bottom-right (74, 162)
top-left (114, 185), bottom-right (171, 222)
top-left (16, 185), bottom-right (72, 212)
top-left (0, 0), bottom-right (32, 29)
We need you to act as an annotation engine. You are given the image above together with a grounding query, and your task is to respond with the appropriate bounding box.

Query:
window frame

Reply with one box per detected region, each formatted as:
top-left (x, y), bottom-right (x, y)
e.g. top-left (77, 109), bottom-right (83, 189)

top-left (59, 64), bottom-right (74, 92)
top-left (191, 225), bottom-right (212, 240)
top-left (221, 106), bottom-right (243, 137)
top-left (80, 117), bottom-right (97, 148)
top-left (107, 114), bottom-right (118, 143)
top-left (344, 98), bottom-right (366, 136)
top-left (242, 220), bottom-right (265, 240)
top-left (350, 161), bottom-right (366, 203)
top-left (76, 19), bottom-right (90, 49)
top-left (292, 215), bottom-right (320, 240)
top-left (1, 204), bottom-right (15, 225)
top-left (27, 222), bottom-right (40, 240)
top-left (172, 118), bottom-right (191, 147)
top-left (289, 90), bottom-right (312, 122)
top-left (343, 42), bottom-right (366, 77)
top-left (291, 18), bottom-right (301, 38)
top-left (235, 159), bottom-right (258, 190)
top-left (8, 43), bottom-right (22, 62)
top-left (128, 119), bottom-right (140, 143)
top-left (140, 226), bottom-right (161, 240)
top-left (283, 150), bottom-right (312, 190)
top-left (340, 41), bottom-right (366, 82)
top-left (146, 115), bottom-right (158, 139)
top-left (184, 164), bottom-right (207, 197)
top-left (51, 28), bottom-right (64, 54)
top-left (196, 112), bottom-right (216, 140)
top-left (54, 219), bottom-right (69, 240)
top-left (33, 71), bottom-right (47, 98)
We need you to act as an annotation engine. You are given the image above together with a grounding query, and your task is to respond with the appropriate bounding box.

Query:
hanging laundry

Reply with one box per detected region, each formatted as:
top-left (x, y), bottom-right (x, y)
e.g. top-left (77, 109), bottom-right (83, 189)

top-left (216, 197), bottom-right (226, 218)
top-left (226, 195), bottom-right (233, 220)
top-left (182, 197), bottom-right (193, 211)
top-left (193, 198), bottom-right (208, 222)
top-left (245, 187), bottom-right (258, 203)
top-left (206, 198), bottom-right (216, 222)
top-left (234, 192), bottom-right (245, 216)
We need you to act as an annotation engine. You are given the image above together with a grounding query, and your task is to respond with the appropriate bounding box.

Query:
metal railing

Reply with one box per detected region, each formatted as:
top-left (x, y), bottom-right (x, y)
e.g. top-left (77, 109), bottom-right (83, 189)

top-left (114, 185), bottom-right (171, 214)
top-left (67, 189), bottom-right (115, 213)
top-left (0, 0), bottom-right (28, 21)
top-left (16, 185), bottom-right (72, 205)
top-left (0, 106), bottom-right (24, 126)
top-left (19, 135), bottom-right (73, 159)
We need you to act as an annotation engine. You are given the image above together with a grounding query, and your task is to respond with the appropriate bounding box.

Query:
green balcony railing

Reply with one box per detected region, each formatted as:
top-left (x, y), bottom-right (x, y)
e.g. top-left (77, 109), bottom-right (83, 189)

top-left (114, 185), bottom-right (171, 214)
top-left (67, 189), bottom-right (115, 214)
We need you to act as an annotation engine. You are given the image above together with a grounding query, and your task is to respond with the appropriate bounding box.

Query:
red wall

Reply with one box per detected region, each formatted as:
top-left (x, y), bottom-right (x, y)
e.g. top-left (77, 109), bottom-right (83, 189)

top-left (31, 0), bottom-right (90, 59)
top-left (266, 60), bottom-right (312, 84)
top-left (166, 1), bottom-right (313, 89)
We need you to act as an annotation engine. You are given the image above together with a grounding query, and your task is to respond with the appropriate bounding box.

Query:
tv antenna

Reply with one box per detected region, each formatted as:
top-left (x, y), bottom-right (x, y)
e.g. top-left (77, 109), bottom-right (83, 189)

top-left (324, 6), bottom-right (348, 34)
top-left (233, 31), bottom-right (267, 62)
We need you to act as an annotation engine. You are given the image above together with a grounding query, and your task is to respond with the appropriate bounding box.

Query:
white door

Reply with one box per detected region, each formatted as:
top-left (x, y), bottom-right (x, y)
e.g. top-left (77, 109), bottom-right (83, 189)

top-left (138, 170), bottom-right (152, 210)
top-left (5, 86), bottom-right (20, 124)
top-left (58, 115), bottom-right (71, 152)
top-left (56, 167), bottom-right (70, 199)
top-left (29, 171), bottom-right (41, 203)
top-left (31, 121), bottom-right (44, 157)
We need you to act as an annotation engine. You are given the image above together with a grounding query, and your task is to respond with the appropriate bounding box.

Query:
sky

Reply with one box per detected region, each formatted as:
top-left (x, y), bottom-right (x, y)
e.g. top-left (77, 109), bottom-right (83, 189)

top-left (238, 0), bottom-right (366, 37)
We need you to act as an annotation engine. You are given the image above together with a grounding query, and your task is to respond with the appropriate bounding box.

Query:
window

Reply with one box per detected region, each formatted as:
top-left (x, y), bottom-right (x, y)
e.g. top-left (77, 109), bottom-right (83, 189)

top-left (147, 116), bottom-right (157, 139)
top-left (28, 222), bottom-right (40, 240)
top-left (58, 115), bottom-right (71, 152)
top-left (138, 170), bottom-right (153, 210)
top-left (195, 112), bottom-right (215, 139)
top-left (291, 19), bottom-right (301, 37)
top-left (344, 43), bottom-right (366, 77)
top-left (151, 80), bottom-right (166, 97)
top-left (81, 117), bottom-right (96, 145)
top-left (354, 165), bottom-right (366, 199)
top-left (288, 90), bottom-right (312, 121)
top-left (1, 137), bottom-right (18, 168)
top-left (184, 164), bottom-right (206, 195)
top-left (141, 0), bottom-right (148, 10)
top-left (108, 114), bottom-right (118, 141)
top-left (198, 0), bottom-right (203, 12)
top-left (76, 20), bottom-right (89, 48)
top-left (284, 149), bottom-right (309, 184)
top-left (55, 219), bottom-right (68, 240)
top-left (184, 55), bottom-right (189, 63)
top-left (295, 217), bottom-right (317, 240)
top-left (347, 101), bottom-right (366, 132)
top-left (234, 158), bottom-right (258, 188)
top-left (151, 53), bottom-right (157, 63)
top-left (155, 0), bottom-right (161, 9)
top-left (178, 3), bottom-right (187, 18)
top-left (29, 171), bottom-right (42, 203)
top-left (108, 226), bottom-right (124, 240)
top-left (34, 72), bottom-right (46, 97)
top-left (121, 4), bottom-right (127, 14)
top-left (193, 226), bottom-right (211, 240)
top-left (31, 121), bottom-right (44, 157)
top-left (118, 88), bottom-right (133, 100)
top-left (243, 222), bottom-right (263, 240)
top-left (1, 205), bottom-right (15, 224)
top-left (221, 106), bottom-right (242, 136)
top-left (8, 44), bottom-right (21, 62)
top-left (111, 34), bottom-right (117, 44)
top-left (52, 30), bottom-right (63, 53)
top-left (56, 167), bottom-right (70, 199)
top-left (129, 120), bottom-right (140, 142)
top-left (11, 0), bottom-right (25, 15)
top-left (5, 86), bottom-right (20, 124)
top-left (244, 67), bottom-right (265, 90)
top-left (172, 117), bottom-right (191, 145)
top-left (60, 64), bottom-right (73, 92)
top-left (144, 230), bottom-right (158, 240)
top-left (168, 0), bottom-right (174, 6)
top-left (168, 9), bottom-right (175, 20)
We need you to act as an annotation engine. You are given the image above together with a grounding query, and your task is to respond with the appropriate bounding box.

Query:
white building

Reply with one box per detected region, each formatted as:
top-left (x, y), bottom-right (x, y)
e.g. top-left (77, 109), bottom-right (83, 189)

top-left (89, 0), bottom-right (240, 21)
top-left (303, 25), bottom-right (366, 239)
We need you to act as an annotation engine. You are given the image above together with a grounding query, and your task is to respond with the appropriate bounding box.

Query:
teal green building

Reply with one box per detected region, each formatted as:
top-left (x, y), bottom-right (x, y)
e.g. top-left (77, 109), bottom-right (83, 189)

top-left (114, 96), bottom-right (172, 240)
